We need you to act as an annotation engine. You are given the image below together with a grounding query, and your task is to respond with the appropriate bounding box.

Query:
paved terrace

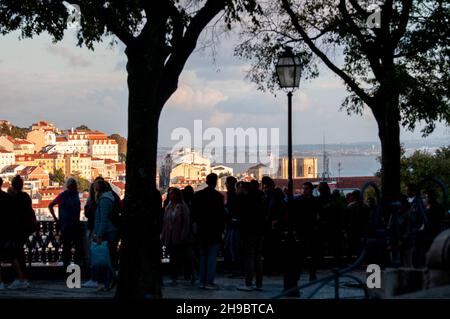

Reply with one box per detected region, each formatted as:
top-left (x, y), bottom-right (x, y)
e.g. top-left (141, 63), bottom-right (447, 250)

top-left (0, 269), bottom-right (369, 299)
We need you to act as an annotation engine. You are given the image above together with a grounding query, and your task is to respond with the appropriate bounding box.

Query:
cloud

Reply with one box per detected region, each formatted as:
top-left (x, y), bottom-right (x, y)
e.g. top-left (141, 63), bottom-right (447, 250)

top-left (169, 84), bottom-right (228, 110)
top-left (45, 44), bottom-right (91, 67)
top-left (292, 92), bottom-right (311, 111)
top-left (207, 112), bottom-right (233, 127)
top-left (167, 71), bottom-right (229, 111)
top-left (114, 60), bottom-right (127, 71)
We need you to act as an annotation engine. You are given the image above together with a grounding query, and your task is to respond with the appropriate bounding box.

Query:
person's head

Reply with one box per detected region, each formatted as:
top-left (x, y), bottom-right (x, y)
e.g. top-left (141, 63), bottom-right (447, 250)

top-left (332, 189), bottom-right (342, 198)
top-left (318, 182), bottom-right (331, 197)
top-left (182, 185), bottom-right (194, 200)
top-left (261, 176), bottom-right (275, 193)
top-left (169, 187), bottom-right (183, 204)
top-left (351, 190), bottom-right (362, 203)
top-left (406, 183), bottom-right (419, 198)
top-left (11, 175), bottom-right (24, 192)
top-left (238, 182), bottom-right (251, 195)
top-left (346, 192), bottom-right (354, 203)
top-left (367, 197), bottom-right (376, 208)
top-left (226, 176), bottom-right (237, 192)
top-left (424, 189), bottom-right (438, 207)
top-left (399, 194), bottom-right (410, 213)
top-left (0, 177), bottom-right (3, 188)
top-left (65, 177), bottom-right (78, 192)
top-left (94, 180), bottom-right (109, 201)
top-left (206, 173), bottom-right (218, 188)
top-left (302, 182), bottom-right (314, 197)
top-left (250, 179), bottom-right (260, 191)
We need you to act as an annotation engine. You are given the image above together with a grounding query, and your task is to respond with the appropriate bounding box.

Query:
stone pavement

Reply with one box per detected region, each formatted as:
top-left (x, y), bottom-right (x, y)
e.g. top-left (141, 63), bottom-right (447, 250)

top-left (0, 270), bottom-right (368, 299)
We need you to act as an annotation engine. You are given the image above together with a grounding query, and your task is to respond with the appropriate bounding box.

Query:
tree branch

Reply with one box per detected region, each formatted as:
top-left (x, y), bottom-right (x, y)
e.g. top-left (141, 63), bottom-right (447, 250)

top-left (338, 0), bottom-right (383, 80)
top-left (66, 0), bottom-right (135, 46)
top-left (280, 0), bottom-right (373, 106)
top-left (159, 0), bottom-right (226, 104)
top-left (392, 0), bottom-right (412, 48)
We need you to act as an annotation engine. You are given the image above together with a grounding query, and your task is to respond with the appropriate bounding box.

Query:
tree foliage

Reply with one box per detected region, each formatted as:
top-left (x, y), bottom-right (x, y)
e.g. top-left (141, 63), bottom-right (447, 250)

top-left (236, 0), bottom-right (449, 134)
top-left (70, 171), bottom-right (90, 191)
top-left (399, 145), bottom-right (450, 190)
top-left (0, 123), bottom-right (31, 139)
top-left (49, 168), bottom-right (66, 186)
top-left (109, 133), bottom-right (127, 156)
top-left (76, 124), bottom-right (90, 130)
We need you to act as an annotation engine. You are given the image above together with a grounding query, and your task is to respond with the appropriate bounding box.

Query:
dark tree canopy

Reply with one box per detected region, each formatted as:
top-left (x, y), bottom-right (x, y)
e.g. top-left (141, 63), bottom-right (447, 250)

top-left (75, 124), bottom-right (90, 130)
top-left (236, 0), bottom-right (449, 201)
top-left (237, 0), bottom-right (449, 135)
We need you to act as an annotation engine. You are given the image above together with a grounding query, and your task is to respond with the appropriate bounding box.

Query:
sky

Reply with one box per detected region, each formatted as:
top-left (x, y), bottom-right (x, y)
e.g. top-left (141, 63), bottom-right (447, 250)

top-left (0, 26), bottom-right (448, 148)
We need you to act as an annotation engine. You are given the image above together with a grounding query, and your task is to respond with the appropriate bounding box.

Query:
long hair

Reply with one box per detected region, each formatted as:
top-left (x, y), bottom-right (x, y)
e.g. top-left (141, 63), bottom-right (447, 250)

top-left (95, 180), bottom-right (109, 202)
top-left (169, 187), bottom-right (184, 204)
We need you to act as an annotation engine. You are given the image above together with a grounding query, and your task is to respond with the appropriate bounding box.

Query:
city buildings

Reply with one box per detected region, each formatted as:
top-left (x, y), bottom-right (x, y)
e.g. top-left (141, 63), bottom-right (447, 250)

top-left (0, 149), bottom-right (15, 171)
top-left (276, 157), bottom-right (318, 179)
top-left (0, 120), bottom-right (123, 221)
top-left (159, 148), bottom-right (231, 190)
top-left (0, 135), bottom-right (35, 155)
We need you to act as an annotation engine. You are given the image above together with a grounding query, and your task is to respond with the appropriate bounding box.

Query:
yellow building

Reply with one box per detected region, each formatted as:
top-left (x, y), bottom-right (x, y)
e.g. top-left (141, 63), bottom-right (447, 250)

top-left (277, 157), bottom-right (318, 179)
top-left (33, 154), bottom-right (56, 174)
top-left (54, 153), bottom-right (66, 173)
top-left (15, 154), bottom-right (36, 167)
top-left (65, 153), bottom-right (92, 180)
top-left (170, 163), bottom-right (203, 182)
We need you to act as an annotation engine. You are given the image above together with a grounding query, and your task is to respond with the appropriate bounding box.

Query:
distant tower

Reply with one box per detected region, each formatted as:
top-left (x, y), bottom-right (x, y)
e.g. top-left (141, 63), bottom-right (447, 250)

top-left (337, 162), bottom-right (342, 184)
top-left (321, 135), bottom-right (331, 181)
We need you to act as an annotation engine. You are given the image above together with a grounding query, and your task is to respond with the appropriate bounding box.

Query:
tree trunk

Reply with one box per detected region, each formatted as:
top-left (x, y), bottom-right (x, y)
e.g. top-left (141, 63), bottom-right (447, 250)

top-left (373, 96), bottom-right (402, 203)
top-left (115, 47), bottom-right (165, 299)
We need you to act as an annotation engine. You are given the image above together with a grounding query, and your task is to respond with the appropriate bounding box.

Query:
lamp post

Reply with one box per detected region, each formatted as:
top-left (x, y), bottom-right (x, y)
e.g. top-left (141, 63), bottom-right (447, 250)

top-left (276, 46), bottom-right (302, 296)
top-left (275, 47), bottom-right (302, 203)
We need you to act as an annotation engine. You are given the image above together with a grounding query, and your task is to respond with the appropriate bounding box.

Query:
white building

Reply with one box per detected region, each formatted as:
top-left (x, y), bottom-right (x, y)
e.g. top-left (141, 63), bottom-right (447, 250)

top-left (0, 149), bottom-right (15, 171)
top-left (45, 129), bottom-right (118, 162)
top-left (211, 165), bottom-right (234, 177)
top-left (0, 164), bottom-right (26, 180)
top-left (0, 135), bottom-right (35, 155)
top-left (89, 139), bottom-right (118, 162)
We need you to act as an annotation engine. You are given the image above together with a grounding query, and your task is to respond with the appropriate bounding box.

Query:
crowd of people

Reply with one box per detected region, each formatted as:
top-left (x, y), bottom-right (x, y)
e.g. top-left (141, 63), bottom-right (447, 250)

top-left (159, 175), bottom-right (447, 294)
top-left (0, 175), bottom-right (122, 291)
top-left (0, 173), bottom-right (447, 294)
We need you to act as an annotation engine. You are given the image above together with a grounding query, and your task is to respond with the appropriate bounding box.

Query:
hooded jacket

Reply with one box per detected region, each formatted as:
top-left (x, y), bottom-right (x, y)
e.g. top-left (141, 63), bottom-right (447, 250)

top-left (94, 191), bottom-right (117, 238)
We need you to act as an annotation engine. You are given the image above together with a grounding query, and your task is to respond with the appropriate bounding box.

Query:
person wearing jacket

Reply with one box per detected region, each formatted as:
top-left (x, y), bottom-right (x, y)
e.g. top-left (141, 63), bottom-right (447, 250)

top-left (161, 187), bottom-right (192, 285)
top-left (92, 180), bottom-right (118, 291)
top-left (191, 173), bottom-right (225, 290)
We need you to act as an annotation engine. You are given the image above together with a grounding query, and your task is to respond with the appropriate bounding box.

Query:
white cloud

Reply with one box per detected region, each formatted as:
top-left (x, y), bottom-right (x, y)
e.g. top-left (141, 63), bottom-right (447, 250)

top-left (168, 84), bottom-right (228, 111)
top-left (292, 92), bottom-right (311, 111)
top-left (46, 44), bottom-right (91, 67)
top-left (207, 112), bottom-right (233, 127)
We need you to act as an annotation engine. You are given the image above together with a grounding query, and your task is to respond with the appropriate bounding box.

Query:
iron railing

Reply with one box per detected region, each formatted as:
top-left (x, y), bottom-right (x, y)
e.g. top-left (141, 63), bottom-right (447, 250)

top-left (271, 238), bottom-right (370, 299)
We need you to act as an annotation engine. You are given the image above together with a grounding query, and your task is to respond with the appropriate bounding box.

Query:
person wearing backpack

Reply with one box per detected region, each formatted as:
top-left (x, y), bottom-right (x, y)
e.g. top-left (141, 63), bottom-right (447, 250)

top-left (49, 177), bottom-right (83, 269)
top-left (92, 180), bottom-right (118, 291)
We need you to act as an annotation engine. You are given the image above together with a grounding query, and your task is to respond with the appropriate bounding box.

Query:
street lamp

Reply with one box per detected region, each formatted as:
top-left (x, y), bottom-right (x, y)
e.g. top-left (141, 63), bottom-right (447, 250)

top-left (276, 46), bottom-right (302, 297)
top-left (275, 46), bottom-right (302, 202)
